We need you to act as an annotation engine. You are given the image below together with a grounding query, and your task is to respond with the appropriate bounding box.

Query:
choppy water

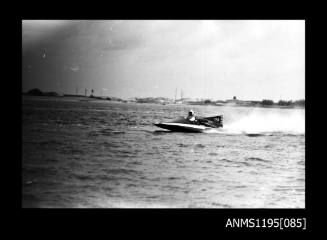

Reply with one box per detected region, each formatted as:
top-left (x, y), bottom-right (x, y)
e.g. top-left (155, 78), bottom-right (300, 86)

top-left (22, 96), bottom-right (305, 208)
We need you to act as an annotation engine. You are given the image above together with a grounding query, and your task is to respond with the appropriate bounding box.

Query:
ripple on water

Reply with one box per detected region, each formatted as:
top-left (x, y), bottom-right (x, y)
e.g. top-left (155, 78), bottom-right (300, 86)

top-left (72, 173), bottom-right (94, 181)
top-left (273, 187), bottom-right (291, 192)
top-left (151, 137), bottom-right (161, 141)
top-left (264, 144), bottom-right (274, 148)
top-left (208, 152), bottom-right (218, 156)
top-left (128, 160), bottom-right (142, 166)
top-left (177, 143), bottom-right (189, 147)
top-left (246, 157), bottom-right (271, 166)
top-left (246, 133), bottom-right (265, 137)
top-left (245, 157), bottom-right (271, 163)
top-left (101, 168), bottom-right (139, 178)
top-left (211, 203), bottom-right (232, 208)
top-left (194, 144), bottom-right (206, 148)
top-left (220, 158), bottom-right (236, 164)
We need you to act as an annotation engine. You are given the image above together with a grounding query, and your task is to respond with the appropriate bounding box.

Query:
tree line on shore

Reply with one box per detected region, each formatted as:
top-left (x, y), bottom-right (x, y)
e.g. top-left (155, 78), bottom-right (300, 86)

top-left (261, 99), bottom-right (305, 106)
top-left (22, 88), bottom-right (59, 97)
top-left (203, 98), bottom-right (304, 107)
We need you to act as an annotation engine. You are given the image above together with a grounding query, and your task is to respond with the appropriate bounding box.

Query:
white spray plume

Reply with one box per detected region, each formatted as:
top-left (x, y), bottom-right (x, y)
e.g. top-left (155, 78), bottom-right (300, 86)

top-left (223, 109), bottom-right (305, 134)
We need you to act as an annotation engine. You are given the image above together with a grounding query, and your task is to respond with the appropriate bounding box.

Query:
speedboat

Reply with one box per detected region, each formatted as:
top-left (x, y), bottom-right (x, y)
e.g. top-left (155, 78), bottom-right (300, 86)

top-left (154, 115), bottom-right (223, 133)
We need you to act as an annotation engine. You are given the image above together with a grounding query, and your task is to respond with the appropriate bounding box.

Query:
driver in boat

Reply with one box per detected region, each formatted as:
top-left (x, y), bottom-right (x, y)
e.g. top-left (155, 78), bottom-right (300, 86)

top-left (186, 110), bottom-right (197, 122)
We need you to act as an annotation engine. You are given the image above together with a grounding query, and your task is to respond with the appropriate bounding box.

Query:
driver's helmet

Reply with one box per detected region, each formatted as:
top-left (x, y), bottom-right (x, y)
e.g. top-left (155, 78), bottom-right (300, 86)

top-left (188, 110), bottom-right (195, 116)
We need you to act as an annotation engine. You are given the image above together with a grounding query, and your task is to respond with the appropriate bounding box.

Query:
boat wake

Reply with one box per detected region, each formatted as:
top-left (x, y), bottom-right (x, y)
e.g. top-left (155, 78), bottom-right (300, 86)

top-left (205, 110), bottom-right (305, 136)
top-left (151, 109), bottom-right (304, 136)
top-left (203, 128), bottom-right (304, 136)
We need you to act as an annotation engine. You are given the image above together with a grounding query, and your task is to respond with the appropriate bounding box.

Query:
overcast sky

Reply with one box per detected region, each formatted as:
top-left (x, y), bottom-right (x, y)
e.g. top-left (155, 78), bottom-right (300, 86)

top-left (22, 20), bottom-right (304, 101)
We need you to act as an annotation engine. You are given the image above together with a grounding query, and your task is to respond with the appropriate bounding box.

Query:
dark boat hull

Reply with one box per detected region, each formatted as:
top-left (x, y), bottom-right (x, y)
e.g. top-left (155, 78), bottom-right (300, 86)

top-left (154, 123), bottom-right (210, 133)
top-left (154, 115), bottom-right (223, 132)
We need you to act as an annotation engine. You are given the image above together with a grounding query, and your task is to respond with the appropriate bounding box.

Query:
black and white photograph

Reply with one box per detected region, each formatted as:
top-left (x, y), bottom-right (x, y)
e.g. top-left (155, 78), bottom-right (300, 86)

top-left (22, 20), bottom-right (305, 208)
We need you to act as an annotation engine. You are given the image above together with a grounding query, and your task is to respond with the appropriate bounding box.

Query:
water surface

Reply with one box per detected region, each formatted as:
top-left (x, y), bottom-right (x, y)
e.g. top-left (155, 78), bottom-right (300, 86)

top-left (22, 96), bottom-right (305, 208)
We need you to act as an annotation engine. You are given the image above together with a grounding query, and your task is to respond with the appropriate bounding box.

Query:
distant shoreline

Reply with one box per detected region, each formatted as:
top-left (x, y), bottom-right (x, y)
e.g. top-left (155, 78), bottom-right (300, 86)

top-left (187, 102), bottom-right (304, 109)
top-left (22, 94), bottom-right (305, 109)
